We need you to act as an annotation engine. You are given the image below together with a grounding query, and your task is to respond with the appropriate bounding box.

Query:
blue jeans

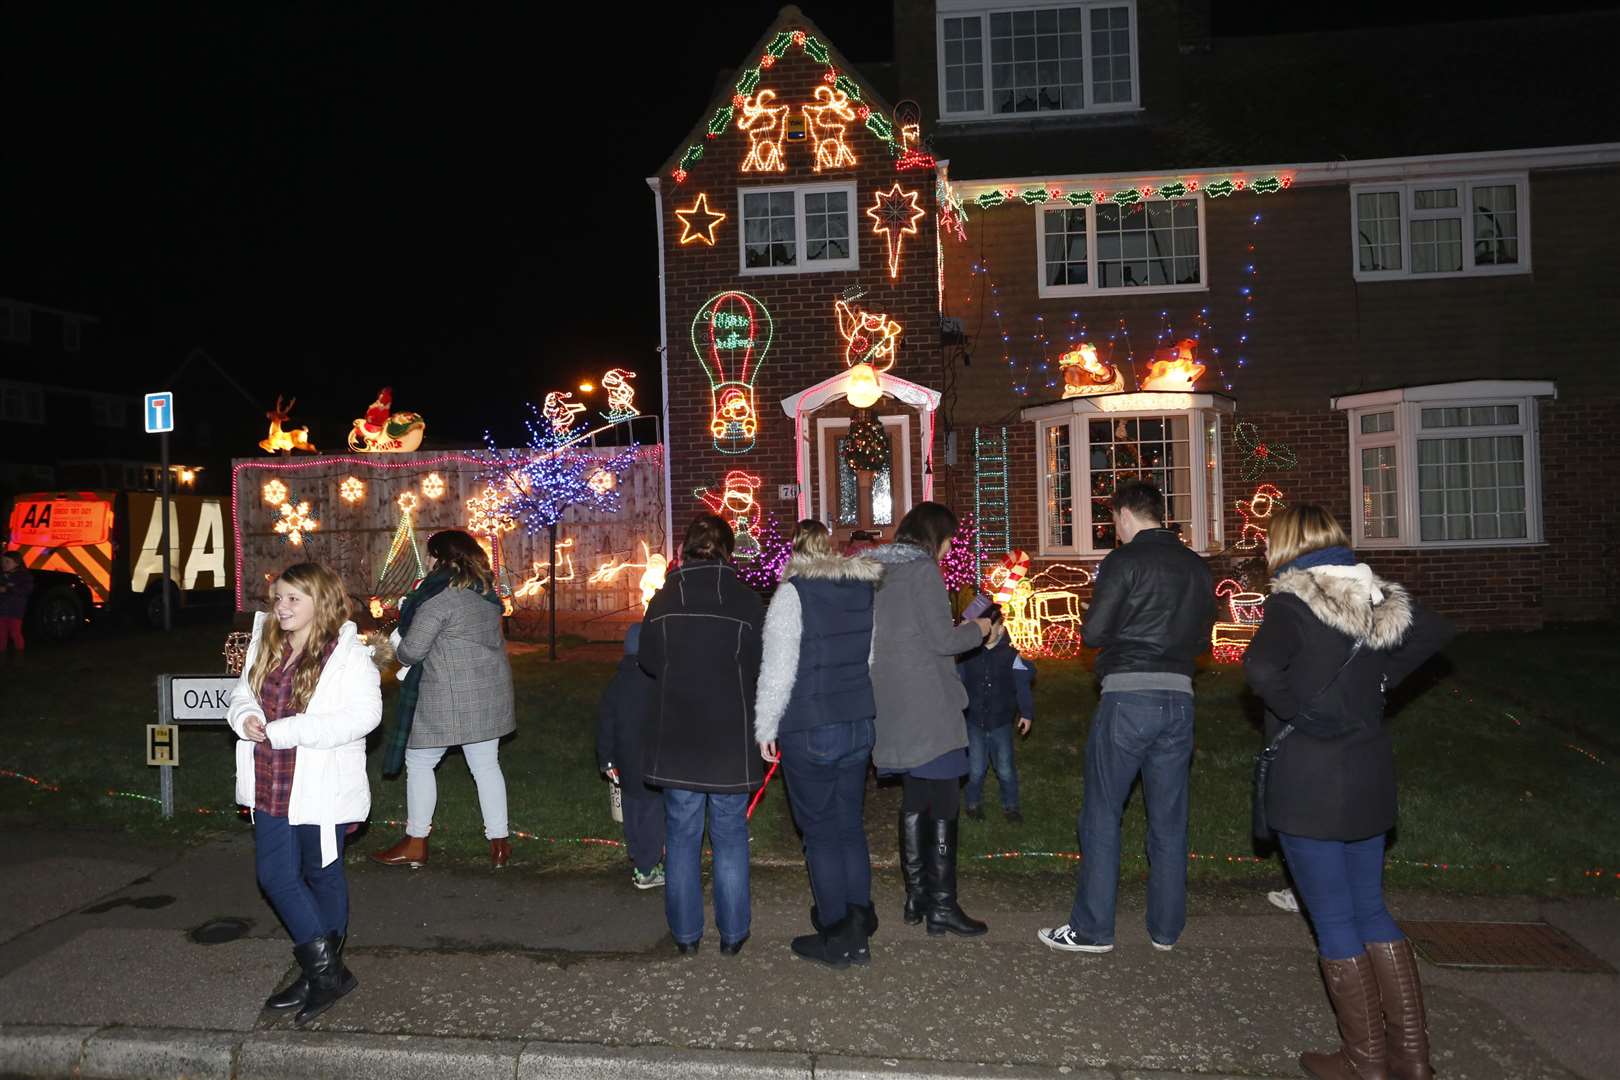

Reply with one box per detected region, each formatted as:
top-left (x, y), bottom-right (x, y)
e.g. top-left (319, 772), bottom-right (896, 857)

top-left (965, 723), bottom-right (1019, 811)
top-left (254, 814), bottom-right (348, 946)
top-left (1278, 832), bottom-right (1404, 960)
top-left (780, 718), bottom-right (874, 927)
top-left (1067, 690), bottom-right (1194, 945)
top-left (663, 788), bottom-right (751, 946)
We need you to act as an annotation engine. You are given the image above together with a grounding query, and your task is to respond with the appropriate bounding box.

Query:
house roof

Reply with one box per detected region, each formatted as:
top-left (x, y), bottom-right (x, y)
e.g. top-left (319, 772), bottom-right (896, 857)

top-left (932, 10), bottom-right (1620, 182)
top-left (652, 4), bottom-right (901, 182)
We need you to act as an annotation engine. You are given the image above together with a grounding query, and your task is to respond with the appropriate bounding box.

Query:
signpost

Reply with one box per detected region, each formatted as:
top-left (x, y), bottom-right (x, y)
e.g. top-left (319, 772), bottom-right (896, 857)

top-left (144, 391), bottom-right (176, 631)
top-left (153, 673), bottom-right (234, 819)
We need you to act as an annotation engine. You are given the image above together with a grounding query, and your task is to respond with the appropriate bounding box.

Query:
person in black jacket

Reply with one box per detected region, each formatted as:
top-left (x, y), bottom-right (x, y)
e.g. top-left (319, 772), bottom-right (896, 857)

top-left (1039, 479), bottom-right (1214, 955)
top-left (597, 623), bottom-right (665, 890)
top-left (640, 515), bottom-right (765, 956)
top-left (754, 520), bottom-right (882, 968)
top-left (957, 609), bottom-right (1036, 822)
top-left (1243, 505), bottom-right (1453, 1080)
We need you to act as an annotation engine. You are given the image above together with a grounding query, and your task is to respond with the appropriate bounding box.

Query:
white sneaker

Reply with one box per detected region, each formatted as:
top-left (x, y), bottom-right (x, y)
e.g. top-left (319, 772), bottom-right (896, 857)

top-left (1267, 888), bottom-right (1300, 913)
top-left (1151, 939), bottom-right (1175, 952)
top-left (1038, 925), bottom-right (1114, 953)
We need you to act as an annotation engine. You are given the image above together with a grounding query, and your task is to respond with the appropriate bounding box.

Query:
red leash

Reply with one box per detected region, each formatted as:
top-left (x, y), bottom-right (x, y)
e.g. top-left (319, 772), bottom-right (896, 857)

top-left (747, 760), bottom-right (779, 819)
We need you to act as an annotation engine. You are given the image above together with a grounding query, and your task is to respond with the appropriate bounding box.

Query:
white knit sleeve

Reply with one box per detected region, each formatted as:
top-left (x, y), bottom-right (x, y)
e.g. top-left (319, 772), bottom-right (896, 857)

top-left (753, 584), bottom-right (802, 744)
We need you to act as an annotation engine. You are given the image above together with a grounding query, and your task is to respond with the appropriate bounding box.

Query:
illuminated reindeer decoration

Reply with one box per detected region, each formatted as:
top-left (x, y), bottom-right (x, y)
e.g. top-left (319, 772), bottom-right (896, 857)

top-left (259, 396), bottom-right (318, 454)
top-left (803, 85), bottom-right (857, 172)
top-left (737, 90), bottom-right (790, 174)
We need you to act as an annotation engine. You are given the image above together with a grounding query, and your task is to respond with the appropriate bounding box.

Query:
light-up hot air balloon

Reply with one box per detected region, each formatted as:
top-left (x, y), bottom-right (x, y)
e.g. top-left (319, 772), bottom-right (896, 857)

top-left (691, 291), bottom-right (774, 455)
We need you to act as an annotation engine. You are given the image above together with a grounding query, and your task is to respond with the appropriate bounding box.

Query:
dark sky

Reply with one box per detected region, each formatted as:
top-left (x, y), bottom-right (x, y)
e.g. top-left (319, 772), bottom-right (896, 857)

top-left (7, 1), bottom-right (1617, 444)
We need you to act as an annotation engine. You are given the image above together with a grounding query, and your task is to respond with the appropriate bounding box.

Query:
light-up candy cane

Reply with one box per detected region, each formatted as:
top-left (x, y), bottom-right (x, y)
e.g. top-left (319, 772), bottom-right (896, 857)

top-left (692, 291), bottom-right (774, 455)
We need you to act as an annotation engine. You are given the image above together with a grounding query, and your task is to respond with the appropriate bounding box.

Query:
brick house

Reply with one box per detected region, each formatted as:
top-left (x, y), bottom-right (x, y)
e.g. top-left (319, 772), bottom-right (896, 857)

top-left (650, 3), bottom-right (1620, 635)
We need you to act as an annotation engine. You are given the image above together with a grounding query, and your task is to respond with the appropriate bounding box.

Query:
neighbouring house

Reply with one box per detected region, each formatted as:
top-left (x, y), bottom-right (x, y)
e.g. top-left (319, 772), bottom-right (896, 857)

top-left (649, 2), bottom-right (1620, 638)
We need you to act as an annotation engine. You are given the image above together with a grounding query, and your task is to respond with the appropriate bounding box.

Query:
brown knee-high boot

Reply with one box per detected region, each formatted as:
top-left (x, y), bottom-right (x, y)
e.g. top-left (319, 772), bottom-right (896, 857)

top-left (1301, 952), bottom-right (1388, 1079)
top-left (1366, 939), bottom-right (1434, 1080)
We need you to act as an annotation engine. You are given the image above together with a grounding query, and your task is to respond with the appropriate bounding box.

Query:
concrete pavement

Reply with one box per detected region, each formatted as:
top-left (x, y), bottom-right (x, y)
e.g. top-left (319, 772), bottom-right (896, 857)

top-left (0, 828), bottom-right (1613, 1079)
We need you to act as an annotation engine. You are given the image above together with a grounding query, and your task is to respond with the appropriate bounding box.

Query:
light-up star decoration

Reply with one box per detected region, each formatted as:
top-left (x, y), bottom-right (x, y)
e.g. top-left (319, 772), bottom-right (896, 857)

top-left (674, 193), bottom-right (727, 246)
top-left (867, 183), bottom-right (927, 279)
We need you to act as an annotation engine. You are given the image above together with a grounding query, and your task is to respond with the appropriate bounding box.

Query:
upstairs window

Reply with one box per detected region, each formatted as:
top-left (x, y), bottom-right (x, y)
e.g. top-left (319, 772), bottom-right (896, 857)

top-left (1038, 196), bottom-right (1206, 297)
top-left (738, 182), bottom-right (858, 275)
top-left (937, 1), bottom-right (1137, 121)
top-left (1351, 176), bottom-right (1530, 281)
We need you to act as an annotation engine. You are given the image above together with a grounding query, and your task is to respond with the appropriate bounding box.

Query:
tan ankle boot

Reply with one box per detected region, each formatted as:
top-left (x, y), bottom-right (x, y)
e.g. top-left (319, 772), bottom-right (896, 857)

top-left (370, 835), bottom-right (428, 868)
top-left (1366, 939), bottom-right (1434, 1080)
top-left (490, 837), bottom-right (510, 869)
top-left (1301, 952), bottom-right (1388, 1079)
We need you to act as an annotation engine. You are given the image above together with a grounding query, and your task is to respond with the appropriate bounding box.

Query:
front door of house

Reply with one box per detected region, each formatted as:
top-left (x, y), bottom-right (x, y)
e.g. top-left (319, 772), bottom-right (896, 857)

top-left (818, 417), bottom-right (906, 547)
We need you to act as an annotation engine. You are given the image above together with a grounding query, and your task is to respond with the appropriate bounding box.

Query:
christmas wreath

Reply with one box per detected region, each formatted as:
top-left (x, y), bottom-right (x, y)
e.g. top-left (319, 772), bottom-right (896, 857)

top-left (842, 413), bottom-right (889, 472)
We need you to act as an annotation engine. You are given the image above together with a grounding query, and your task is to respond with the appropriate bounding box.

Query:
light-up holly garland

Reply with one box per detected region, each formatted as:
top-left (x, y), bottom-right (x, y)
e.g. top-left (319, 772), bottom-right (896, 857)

top-left (691, 291), bottom-right (773, 455)
top-left (868, 183), bottom-right (927, 279)
top-left (960, 174), bottom-right (1292, 215)
top-left (672, 28), bottom-right (900, 185)
top-left (696, 469), bottom-right (764, 561)
top-left (274, 500), bottom-right (318, 546)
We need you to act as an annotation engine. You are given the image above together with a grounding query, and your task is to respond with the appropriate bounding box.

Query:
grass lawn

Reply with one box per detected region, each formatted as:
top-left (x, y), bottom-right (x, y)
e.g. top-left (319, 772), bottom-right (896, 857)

top-left (3, 617), bottom-right (1617, 896)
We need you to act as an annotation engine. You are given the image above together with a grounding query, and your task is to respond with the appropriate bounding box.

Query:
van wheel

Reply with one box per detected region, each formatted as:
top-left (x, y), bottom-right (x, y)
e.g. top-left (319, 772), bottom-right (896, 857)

top-left (145, 582), bottom-right (181, 628)
top-left (36, 585), bottom-right (85, 641)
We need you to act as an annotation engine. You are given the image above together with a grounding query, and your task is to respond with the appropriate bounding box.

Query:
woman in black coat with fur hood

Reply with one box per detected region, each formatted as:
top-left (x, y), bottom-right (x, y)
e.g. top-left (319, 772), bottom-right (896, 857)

top-left (1244, 505), bottom-right (1452, 1080)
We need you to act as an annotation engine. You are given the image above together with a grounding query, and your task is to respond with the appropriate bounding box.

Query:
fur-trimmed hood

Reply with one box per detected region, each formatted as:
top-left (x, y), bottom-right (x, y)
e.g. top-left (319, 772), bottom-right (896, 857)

top-left (780, 552), bottom-right (884, 584)
top-left (865, 542), bottom-right (932, 567)
top-left (1270, 564), bottom-right (1413, 651)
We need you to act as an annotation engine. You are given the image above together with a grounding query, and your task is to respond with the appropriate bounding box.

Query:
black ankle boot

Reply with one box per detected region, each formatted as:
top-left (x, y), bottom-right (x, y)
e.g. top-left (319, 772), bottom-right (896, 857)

top-left (812, 903), bottom-right (879, 938)
top-left (924, 815), bottom-right (987, 937)
top-left (900, 810), bottom-right (927, 925)
top-left (293, 932), bottom-right (358, 1026)
top-left (792, 914), bottom-right (864, 969)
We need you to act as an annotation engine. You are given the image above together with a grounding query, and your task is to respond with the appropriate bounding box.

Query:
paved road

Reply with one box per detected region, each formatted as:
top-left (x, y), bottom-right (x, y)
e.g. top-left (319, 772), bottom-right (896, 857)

top-left (0, 828), bottom-right (1613, 1079)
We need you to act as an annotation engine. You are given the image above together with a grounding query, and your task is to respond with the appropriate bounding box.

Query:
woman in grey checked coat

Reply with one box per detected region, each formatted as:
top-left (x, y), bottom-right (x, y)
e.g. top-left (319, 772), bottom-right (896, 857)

top-left (373, 529), bottom-right (516, 869)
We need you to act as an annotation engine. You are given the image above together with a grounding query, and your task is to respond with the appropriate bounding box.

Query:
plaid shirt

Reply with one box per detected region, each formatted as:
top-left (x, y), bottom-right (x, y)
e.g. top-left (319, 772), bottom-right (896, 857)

top-left (252, 639), bottom-right (336, 816)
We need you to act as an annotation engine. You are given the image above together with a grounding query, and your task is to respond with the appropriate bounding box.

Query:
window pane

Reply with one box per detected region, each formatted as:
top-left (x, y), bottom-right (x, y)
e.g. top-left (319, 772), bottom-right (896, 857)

top-left (990, 6), bottom-right (1085, 113)
top-left (1413, 187), bottom-right (1459, 210)
top-left (1420, 403), bottom-right (1521, 429)
top-left (836, 439), bottom-right (858, 526)
top-left (1085, 413), bottom-right (1193, 548)
top-left (1361, 445), bottom-right (1399, 539)
top-left (1096, 197), bottom-right (1199, 290)
top-left (1088, 5), bottom-right (1133, 106)
top-left (1043, 207), bottom-right (1088, 287)
top-left (1472, 183), bottom-right (1519, 266)
top-left (943, 15), bottom-right (985, 113)
top-left (1356, 191), bottom-right (1402, 272)
top-left (1360, 410), bottom-right (1395, 434)
top-left (1417, 434), bottom-right (1528, 542)
top-left (1045, 423), bottom-right (1074, 547)
top-left (1411, 216), bottom-right (1463, 274)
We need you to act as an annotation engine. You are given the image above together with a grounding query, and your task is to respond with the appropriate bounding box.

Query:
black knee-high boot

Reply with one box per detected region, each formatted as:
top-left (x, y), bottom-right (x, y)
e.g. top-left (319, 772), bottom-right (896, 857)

top-left (924, 815), bottom-right (987, 936)
top-left (900, 810), bottom-right (927, 925)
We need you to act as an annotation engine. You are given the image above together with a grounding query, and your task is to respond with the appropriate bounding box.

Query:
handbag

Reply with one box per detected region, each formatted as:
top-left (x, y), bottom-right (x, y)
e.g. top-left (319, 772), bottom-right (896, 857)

top-left (1251, 640), bottom-right (1363, 842)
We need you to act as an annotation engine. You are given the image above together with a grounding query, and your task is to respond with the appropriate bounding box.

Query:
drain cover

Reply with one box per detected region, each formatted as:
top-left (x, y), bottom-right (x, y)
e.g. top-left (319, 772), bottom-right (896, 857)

top-left (189, 917), bottom-right (254, 945)
top-left (1400, 920), bottom-right (1614, 973)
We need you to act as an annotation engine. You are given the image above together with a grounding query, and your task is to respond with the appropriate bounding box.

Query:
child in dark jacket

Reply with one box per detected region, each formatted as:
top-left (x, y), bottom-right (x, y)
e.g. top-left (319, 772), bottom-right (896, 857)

top-left (597, 623), bottom-right (666, 889)
top-left (957, 609), bottom-right (1035, 822)
top-left (0, 550), bottom-right (33, 655)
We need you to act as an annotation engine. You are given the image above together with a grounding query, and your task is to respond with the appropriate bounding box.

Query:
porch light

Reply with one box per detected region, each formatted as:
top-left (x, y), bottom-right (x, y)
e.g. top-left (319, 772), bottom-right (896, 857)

top-left (845, 362), bottom-right (882, 408)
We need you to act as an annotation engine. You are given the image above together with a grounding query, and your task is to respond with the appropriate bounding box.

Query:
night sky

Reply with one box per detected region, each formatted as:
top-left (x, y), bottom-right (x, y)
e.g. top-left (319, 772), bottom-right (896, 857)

top-left (7, 1), bottom-right (1616, 445)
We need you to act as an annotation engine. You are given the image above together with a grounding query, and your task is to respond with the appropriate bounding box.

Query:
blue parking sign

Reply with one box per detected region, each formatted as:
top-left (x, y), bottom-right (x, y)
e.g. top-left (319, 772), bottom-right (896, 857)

top-left (145, 391), bottom-right (175, 434)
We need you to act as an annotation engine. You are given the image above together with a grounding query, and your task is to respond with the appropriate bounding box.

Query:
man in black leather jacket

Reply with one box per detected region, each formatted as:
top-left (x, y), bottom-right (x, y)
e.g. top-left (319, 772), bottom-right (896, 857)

top-left (1038, 479), bottom-right (1214, 955)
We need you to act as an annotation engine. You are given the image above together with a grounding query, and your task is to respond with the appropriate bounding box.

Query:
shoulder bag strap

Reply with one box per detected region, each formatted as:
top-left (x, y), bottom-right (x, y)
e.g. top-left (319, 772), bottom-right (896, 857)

top-left (1262, 640), bottom-right (1364, 754)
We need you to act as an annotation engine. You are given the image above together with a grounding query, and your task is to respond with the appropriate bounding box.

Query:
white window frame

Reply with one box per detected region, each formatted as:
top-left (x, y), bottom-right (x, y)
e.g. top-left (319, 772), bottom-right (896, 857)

top-left (814, 413), bottom-right (914, 527)
top-left (1036, 194), bottom-right (1209, 297)
top-left (737, 181), bottom-right (859, 277)
top-left (1350, 175), bottom-right (1532, 282)
top-left (935, 0), bottom-right (1140, 123)
top-left (1, 301), bottom-right (33, 344)
top-left (1025, 394), bottom-right (1231, 557)
top-left (1337, 380), bottom-right (1553, 549)
top-left (0, 380), bottom-right (45, 424)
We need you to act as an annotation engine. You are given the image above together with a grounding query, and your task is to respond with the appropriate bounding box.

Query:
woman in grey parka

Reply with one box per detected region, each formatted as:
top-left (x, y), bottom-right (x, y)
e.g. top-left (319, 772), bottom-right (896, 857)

top-left (372, 530), bottom-right (515, 870)
top-left (867, 502), bottom-right (999, 936)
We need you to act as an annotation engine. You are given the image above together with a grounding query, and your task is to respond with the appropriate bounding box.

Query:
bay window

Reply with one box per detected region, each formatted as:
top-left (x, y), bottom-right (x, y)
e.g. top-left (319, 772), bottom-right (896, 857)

top-left (1336, 381), bottom-right (1553, 548)
top-left (1025, 393), bottom-right (1231, 555)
